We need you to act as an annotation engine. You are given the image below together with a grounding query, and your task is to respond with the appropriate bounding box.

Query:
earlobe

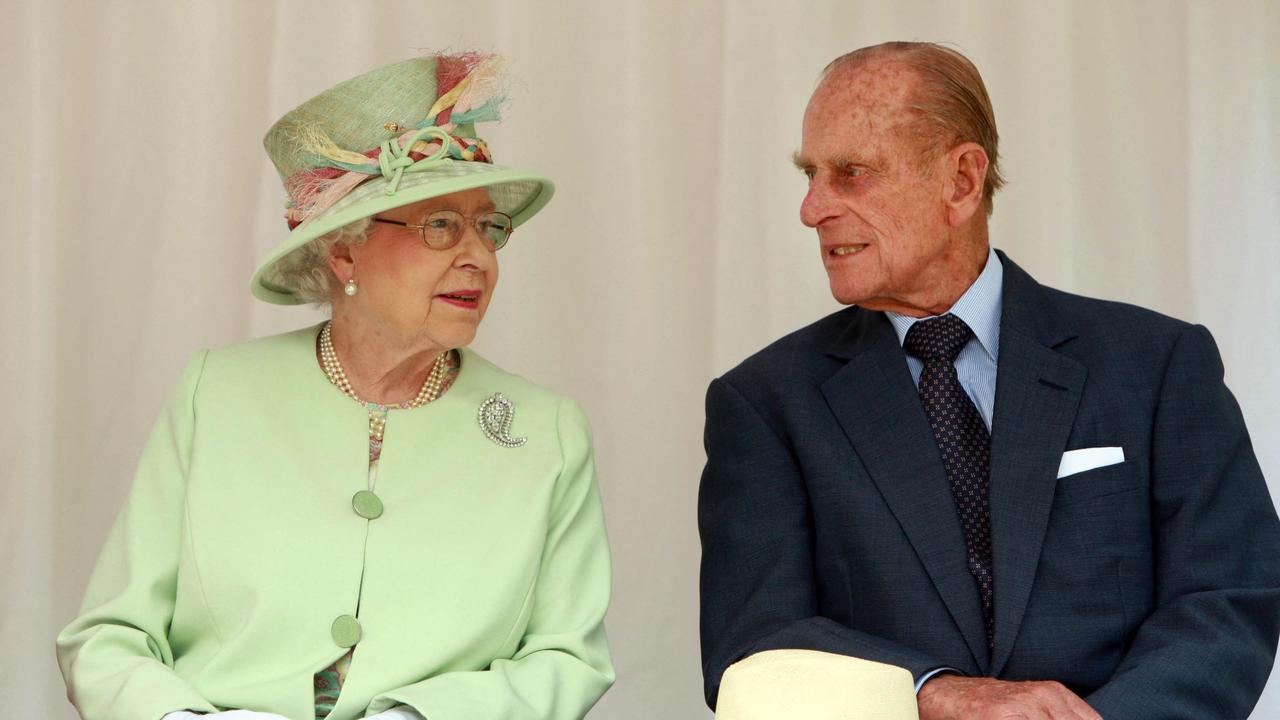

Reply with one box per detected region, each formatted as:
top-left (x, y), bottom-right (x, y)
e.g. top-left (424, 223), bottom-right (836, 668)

top-left (946, 143), bottom-right (989, 226)
top-left (328, 242), bottom-right (357, 294)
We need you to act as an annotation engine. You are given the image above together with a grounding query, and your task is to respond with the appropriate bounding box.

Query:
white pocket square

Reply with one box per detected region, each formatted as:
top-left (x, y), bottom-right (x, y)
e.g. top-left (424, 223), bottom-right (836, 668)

top-left (1057, 446), bottom-right (1125, 479)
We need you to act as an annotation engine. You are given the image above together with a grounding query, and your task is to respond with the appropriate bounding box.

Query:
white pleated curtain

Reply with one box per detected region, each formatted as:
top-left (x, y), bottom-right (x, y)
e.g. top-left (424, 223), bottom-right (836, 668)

top-left (3, 1), bottom-right (1277, 717)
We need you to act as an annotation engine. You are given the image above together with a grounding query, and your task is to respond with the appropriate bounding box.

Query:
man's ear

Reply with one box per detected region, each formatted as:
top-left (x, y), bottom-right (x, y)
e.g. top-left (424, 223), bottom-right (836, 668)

top-left (943, 142), bottom-right (989, 227)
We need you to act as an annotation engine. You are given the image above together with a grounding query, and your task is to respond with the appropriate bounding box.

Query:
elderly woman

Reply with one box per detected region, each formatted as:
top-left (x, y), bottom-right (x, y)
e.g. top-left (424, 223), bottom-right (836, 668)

top-left (56, 53), bottom-right (613, 720)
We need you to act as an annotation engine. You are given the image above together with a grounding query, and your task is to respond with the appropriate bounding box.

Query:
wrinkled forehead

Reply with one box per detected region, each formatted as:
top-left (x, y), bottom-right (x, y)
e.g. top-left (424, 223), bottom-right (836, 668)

top-left (804, 59), bottom-right (921, 134)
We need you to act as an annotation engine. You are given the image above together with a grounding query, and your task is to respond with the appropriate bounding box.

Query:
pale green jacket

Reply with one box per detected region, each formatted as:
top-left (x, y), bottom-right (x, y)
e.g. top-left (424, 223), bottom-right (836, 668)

top-left (56, 326), bottom-right (614, 720)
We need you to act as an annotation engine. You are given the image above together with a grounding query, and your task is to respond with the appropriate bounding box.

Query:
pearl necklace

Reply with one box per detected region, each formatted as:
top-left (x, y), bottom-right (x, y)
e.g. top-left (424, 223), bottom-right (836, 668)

top-left (319, 321), bottom-right (449, 423)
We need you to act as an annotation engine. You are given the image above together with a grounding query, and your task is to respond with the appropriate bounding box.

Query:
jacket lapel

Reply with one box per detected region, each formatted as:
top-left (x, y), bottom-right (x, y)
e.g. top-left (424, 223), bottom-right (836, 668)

top-left (987, 254), bottom-right (1087, 676)
top-left (820, 311), bottom-right (990, 671)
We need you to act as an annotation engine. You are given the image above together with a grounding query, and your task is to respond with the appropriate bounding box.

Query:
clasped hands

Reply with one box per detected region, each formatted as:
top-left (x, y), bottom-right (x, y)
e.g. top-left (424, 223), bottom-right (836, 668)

top-left (162, 713), bottom-right (290, 720)
top-left (918, 675), bottom-right (1103, 720)
top-left (163, 707), bottom-right (418, 719)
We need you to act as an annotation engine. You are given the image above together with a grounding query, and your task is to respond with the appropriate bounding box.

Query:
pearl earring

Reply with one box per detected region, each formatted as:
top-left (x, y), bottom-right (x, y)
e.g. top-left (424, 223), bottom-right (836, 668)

top-left (344, 278), bottom-right (358, 296)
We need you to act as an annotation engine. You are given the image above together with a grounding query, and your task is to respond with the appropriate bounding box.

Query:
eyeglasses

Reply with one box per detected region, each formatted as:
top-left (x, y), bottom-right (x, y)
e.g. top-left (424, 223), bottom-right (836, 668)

top-left (371, 210), bottom-right (515, 251)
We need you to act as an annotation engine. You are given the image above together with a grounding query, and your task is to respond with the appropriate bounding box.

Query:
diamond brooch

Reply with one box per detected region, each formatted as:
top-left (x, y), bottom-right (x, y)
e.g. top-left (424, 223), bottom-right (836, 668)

top-left (478, 392), bottom-right (527, 448)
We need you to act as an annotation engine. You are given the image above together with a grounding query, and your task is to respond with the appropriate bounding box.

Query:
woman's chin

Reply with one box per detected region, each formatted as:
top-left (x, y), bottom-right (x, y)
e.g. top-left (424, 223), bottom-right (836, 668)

top-left (428, 324), bottom-right (479, 351)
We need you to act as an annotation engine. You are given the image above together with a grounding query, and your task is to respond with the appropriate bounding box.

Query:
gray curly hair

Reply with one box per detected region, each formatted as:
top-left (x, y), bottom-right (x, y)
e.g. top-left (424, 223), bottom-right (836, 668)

top-left (270, 218), bottom-right (373, 305)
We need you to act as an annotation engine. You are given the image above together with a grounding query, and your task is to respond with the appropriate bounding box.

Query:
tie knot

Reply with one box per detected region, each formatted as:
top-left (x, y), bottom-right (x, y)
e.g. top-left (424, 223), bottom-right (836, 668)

top-left (903, 314), bottom-right (973, 363)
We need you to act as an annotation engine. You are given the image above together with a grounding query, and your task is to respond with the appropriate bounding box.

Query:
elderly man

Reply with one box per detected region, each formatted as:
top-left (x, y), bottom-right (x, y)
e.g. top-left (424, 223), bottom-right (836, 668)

top-left (699, 41), bottom-right (1280, 719)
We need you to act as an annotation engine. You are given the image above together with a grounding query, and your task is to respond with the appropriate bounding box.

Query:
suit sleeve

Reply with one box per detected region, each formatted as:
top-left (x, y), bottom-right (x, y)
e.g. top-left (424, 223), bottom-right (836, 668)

top-left (699, 376), bottom-right (950, 709)
top-left (366, 397), bottom-right (615, 719)
top-left (1086, 325), bottom-right (1280, 718)
top-left (55, 352), bottom-right (219, 720)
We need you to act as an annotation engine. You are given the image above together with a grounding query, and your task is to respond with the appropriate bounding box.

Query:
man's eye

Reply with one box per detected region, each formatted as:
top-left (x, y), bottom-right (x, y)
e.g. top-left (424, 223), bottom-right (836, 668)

top-left (844, 165), bottom-right (864, 177)
top-left (425, 219), bottom-right (455, 231)
top-left (802, 169), bottom-right (816, 180)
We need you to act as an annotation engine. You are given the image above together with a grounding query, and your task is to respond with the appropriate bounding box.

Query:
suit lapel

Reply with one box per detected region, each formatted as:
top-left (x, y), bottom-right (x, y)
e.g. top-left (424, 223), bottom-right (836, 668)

top-left (821, 312), bottom-right (990, 671)
top-left (987, 255), bottom-right (1087, 676)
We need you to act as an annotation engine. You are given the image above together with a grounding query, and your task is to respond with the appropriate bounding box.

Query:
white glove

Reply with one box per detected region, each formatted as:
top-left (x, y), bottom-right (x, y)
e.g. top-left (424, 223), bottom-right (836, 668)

top-left (161, 707), bottom-right (291, 712)
top-left (365, 707), bottom-right (426, 720)
top-left (161, 704), bottom-right (419, 720)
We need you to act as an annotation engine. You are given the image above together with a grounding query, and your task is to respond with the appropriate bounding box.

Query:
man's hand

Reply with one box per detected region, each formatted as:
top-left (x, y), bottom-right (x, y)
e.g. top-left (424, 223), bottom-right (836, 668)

top-left (917, 675), bottom-right (1103, 720)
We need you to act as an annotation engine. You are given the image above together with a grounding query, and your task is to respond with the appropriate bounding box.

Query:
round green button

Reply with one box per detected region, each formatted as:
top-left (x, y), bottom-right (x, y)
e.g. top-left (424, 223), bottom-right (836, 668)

top-left (352, 490), bottom-right (384, 519)
top-left (331, 614), bottom-right (362, 648)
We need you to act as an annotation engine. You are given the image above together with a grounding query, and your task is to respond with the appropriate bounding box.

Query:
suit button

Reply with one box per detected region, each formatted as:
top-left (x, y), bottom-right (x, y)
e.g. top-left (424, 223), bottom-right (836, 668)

top-left (331, 614), bottom-right (362, 648)
top-left (352, 490), bottom-right (384, 519)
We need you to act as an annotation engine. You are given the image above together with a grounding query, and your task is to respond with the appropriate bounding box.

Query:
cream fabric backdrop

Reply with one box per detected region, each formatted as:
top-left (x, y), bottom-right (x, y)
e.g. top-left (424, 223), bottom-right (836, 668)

top-left (4, 0), bottom-right (1278, 717)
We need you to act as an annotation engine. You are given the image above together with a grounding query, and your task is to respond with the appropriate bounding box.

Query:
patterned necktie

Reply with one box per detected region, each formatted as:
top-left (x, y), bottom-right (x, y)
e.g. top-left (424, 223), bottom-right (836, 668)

top-left (903, 314), bottom-right (994, 650)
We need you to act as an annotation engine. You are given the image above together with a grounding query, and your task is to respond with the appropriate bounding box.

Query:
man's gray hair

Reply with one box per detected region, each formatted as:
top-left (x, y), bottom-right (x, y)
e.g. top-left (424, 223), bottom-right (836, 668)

top-left (825, 42), bottom-right (1005, 216)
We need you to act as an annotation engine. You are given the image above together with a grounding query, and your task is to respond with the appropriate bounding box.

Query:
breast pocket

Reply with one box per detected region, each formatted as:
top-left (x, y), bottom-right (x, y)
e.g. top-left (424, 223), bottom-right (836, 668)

top-left (1053, 460), bottom-right (1145, 509)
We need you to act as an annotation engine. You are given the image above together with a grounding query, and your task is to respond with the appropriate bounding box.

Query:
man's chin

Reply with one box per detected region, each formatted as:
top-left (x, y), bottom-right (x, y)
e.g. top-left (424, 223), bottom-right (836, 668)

top-left (827, 281), bottom-right (875, 307)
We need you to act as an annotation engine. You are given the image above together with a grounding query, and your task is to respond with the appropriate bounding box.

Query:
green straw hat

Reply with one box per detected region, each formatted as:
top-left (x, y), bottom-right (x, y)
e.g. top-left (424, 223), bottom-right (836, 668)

top-left (251, 52), bottom-right (553, 304)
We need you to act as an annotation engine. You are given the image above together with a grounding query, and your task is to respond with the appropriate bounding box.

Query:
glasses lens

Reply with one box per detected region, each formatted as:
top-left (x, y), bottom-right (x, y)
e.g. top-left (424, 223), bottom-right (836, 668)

top-left (478, 212), bottom-right (514, 251)
top-left (422, 210), bottom-right (463, 249)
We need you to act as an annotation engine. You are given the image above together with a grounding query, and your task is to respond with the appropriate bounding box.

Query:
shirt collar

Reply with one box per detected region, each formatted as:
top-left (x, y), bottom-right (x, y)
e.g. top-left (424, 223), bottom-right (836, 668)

top-left (884, 246), bottom-right (1003, 362)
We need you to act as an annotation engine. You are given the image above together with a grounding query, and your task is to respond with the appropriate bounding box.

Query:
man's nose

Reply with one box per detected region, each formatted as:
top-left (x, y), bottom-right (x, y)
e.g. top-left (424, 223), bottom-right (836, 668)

top-left (800, 177), bottom-right (840, 228)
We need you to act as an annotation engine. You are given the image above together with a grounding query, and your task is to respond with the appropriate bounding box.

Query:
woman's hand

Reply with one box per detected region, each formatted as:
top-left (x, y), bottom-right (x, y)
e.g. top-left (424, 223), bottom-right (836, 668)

top-left (160, 707), bottom-right (293, 712)
top-left (161, 706), bottom-right (420, 719)
top-left (364, 707), bottom-right (425, 720)
top-left (162, 707), bottom-right (420, 720)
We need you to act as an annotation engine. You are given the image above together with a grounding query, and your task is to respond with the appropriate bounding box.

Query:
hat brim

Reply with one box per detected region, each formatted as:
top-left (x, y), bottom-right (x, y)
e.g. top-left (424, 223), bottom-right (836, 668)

top-left (251, 160), bottom-right (553, 305)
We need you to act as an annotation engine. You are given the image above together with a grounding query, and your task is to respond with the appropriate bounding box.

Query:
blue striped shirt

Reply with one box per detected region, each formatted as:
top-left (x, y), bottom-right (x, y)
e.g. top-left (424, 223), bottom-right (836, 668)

top-left (885, 247), bottom-right (1003, 430)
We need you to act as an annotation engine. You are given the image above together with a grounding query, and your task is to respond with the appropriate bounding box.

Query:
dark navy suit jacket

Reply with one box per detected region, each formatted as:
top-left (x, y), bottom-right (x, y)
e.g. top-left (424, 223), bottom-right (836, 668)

top-left (699, 252), bottom-right (1280, 718)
